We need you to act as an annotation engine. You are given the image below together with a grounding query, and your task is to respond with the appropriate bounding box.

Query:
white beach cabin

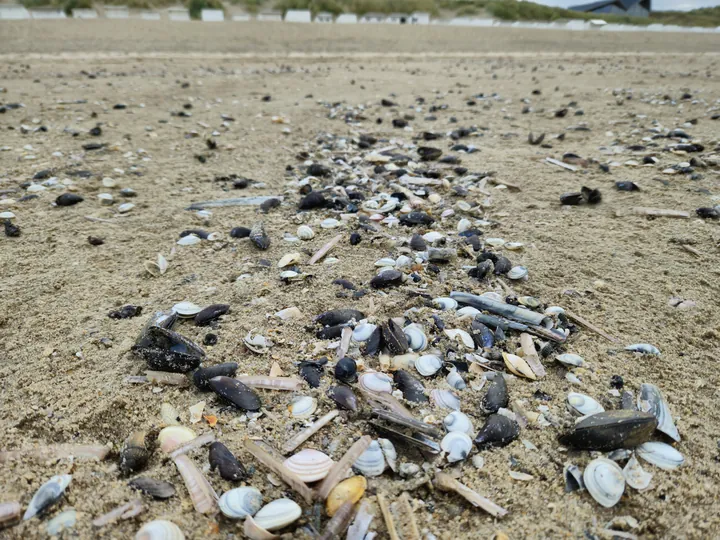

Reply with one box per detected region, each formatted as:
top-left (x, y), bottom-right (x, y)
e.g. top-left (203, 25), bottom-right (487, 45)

top-left (72, 8), bottom-right (99, 19)
top-left (285, 9), bottom-right (311, 22)
top-left (359, 12), bottom-right (385, 23)
top-left (257, 10), bottom-right (282, 21)
top-left (0, 4), bottom-right (30, 19)
top-left (168, 7), bottom-right (190, 21)
top-left (30, 7), bottom-right (66, 19)
top-left (201, 8), bottom-right (224, 21)
top-left (336, 13), bottom-right (357, 24)
top-left (105, 5), bottom-right (129, 18)
top-left (314, 11), bottom-right (334, 23)
top-left (232, 12), bottom-right (252, 21)
top-left (140, 10), bottom-right (161, 20)
top-left (410, 12), bottom-right (430, 24)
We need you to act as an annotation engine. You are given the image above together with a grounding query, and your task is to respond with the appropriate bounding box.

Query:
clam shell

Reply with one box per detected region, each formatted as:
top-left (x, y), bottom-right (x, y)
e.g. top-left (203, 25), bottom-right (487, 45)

top-left (172, 301), bottom-right (203, 317)
top-left (0, 501), bottom-right (21, 529)
top-left (415, 354), bottom-right (443, 377)
top-left (23, 474), bottom-right (71, 520)
top-left (359, 372), bottom-right (393, 394)
top-left (637, 383), bottom-right (680, 442)
top-left (444, 328), bottom-right (475, 350)
top-left (352, 322), bottom-right (377, 342)
top-left (507, 266), bottom-right (528, 280)
top-left (177, 234), bottom-right (201, 246)
top-left (485, 237), bottom-right (505, 247)
top-left (446, 369), bottom-right (466, 390)
top-left (283, 449), bottom-right (334, 483)
top-left (443, 411), bottom-right (473, 435)
top-left (158, 426), bottom-right (196, 452)
top-left (457, 306), bottom-right (481, 318)
top-left (375, 257), bottom-right (396, 267)
top-left (502, 352), bottom-right (537, 380)
top-left (433, 297), bottom-right (458, 310)
top-left (403, 324), bottom-right (427, 352)
top-left (136, 519), bottom-right (185, 540)
top-left (326, 476), bottom-right (367, 517)
top-left (288, 396), bottom-right (317, 419)
top-left (623, 454), bottom-right (653, 490)
top-left (378, 439), bottom-right (397, 472)
top-left (625, 343), bottom-right (660, 355)
top-left (556, 353), bottom-right (585, 367)
top-left (353, 440), bottom-right (386, 477)
top-left (296, 225), bottom-right (314, 240)
top-left (441, 432), bottom-right (473, 463)
top-left (583, 457), bottom-right (625, 508)
top-left (430, 389), bottom-right (461, 411)
top-left (46, 509), bottom-right (76, 535)
top-left (278, 253), bottom-right (302, 268)
top-left (636, 442), bottom-right (684, 470)
top-left (253, 499), bottom-right (302, 531)
top-left (219, 487), bottom-right (263, 519)
top-left (320, 218), bottom-right (340, 229)
top-left (567, 393), bottom-right (605, 416)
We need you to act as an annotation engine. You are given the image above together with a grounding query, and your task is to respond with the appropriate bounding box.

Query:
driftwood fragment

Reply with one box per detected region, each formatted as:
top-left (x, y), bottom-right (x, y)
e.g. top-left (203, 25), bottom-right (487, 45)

top-left (545, 157), bottom-right (577, 171)
top-left (377, 493), bottom-right (400, 540)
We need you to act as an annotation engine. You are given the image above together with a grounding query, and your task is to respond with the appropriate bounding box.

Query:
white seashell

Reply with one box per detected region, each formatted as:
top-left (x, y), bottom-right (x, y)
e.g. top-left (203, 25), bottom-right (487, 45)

top-left (23, 475), bottom-right (72, 520)
top-left (395, 255), bottom-right (413, 268)
top-left (353, 440), bottom-right (386, 477)
top-left (283, 449), bottom-right (334, 482)
top-left (352, 322), bottom-right (377, 342)
top-left (504, 242), bottom-right (524, 250)
top-left (27, 184), bottom-right (46, 192)
top-left (196, 210), bottom-right (212, 221)
top-left (457, 218), bottom-right (472, 233)
top-left (374, 257), bottom-right (396, 267)
top-left (244, 331), bottom-right (273, 352)
top-left (219, 487), bottom-right (263, 519)
top-left (296, 225), bottom-right (314, 240)
top-left (502, 352), bottom-right (537, 380)
top-left (637, 383), bottom-right (680, 442)
top-left (320, 218), bottom-right (340, 229)
top-left (430, 389), bottom-right (461, 411)
top-left (422, 231), bottom-right (444, 244)
top-left (444, 328), bottom-right (475, 350)
top-left (253, 499), bottom-right (302, 532)
top-left (102, 177), bottom-right (117, 188)
top-left (278, 252), bottom-right (302, 268)
top-left (98, 193), bottom-right (114, 205)
top-left (275, 307), bottom-right (302, 321)
top-left (189, 401), bottom-right (205, 424)
top-left (556, 353), bottom-right (584, 367)
top-left (403, 324), bottom-right (427, 352)
top-left (456, 306), bottom-right (481, 318)
top-left (567, 393), bottom-right (604, 416)
top-left (0, 211), bottom-right (16, 220)
top-left (583, 457), bottom-right (625, 508)
top-left (623, 454), bottom-right (652, 491)
top-left (136, 519), bottom-right (185, 540)
top-left (446, 369), bottom-right (466, 390)
top-left (507, 266), bottom-right (528, 280)
top-left (415, 354), bottom-right (443, 377)
top-left (479, 291), bottom-right (504, 302)
top-left (359, 372), bottom-right (393, 393)
top-left (160, 403), bottom-right (181, 426)
top-left (636, 442), bottom-right (684, 470)
top-left (177, 234), bottom-right (201, 246)
top-left (172, 301), bottom-right (202, 317)
top-left (46, 509), bottom-right (76, 536)
top-left (443, 411), bottom-right (473, 435)
top-left (625, 343), bottom-right (660, 355)
top-left (544, 306), bottom-right (565, 316)
top-left (485, 237), bottom-right (505, 247)
top-left (433, 297), bottom-right (457, 310)
top-left (441, 432), bottom-right (473, 463)
top-left (118, 202), bottom-right (135, 213)
top-left (378, 439), bottom-right (397, 472)
top-left (288, 396), bottom-right (317, 419)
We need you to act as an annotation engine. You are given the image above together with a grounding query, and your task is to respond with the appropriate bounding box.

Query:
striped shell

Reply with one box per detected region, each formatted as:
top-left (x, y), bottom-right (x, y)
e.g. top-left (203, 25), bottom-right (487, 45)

top-left (136, 520), bottom-right (185, 540)
top-left (23, 474), bottom-right (72, 521)
top-left (441, 432), bottom-right (473, 463)
top-left (403, 324), bottom-right (427, 352)
top-left (253, 499), bottom-right (302, 531)
top-left (507, 266), bottom-right (528, 280)
top-left (353, 440), bottom-right (386, 477)
top-left (359, 372), bottom-right (393, 394)
top-left (219, 487), bottom-right (263, 519)
top-left (288, 396), bottom-right (317, 419)
top-left (636, 442), bottom-right (684, 470)
top-left (415, 354), bottom-right (443, 377)
top-left (443, 411), bottom-right (473, 435)
top-left (583, 457), bottom-right (625, 508)
top-left (296, 225), bottom-right (314, 240)
top-left (430, 389), bottom-right (461, 411)
top-left (283, 449), bottom-right (334, 482)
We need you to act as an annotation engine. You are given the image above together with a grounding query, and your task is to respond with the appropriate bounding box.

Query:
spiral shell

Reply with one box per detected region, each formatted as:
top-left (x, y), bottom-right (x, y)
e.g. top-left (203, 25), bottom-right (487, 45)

top-left (219, 487), bottom-right (263, 519)
top-left (430, 389), bottom-right (461, 411)
top-left (415, 354), bottom-right (443, 377)
top-left (283, 449), bottom-right (334, 483)
top-left (23, 475), bottom-right (72, 521)
top-left (583, 457), bottom-right (625, 508)
top-left (288, 396), bottom-right (317, 419)
top-left (359, 372), bottom-right (393, 394)
top-left (567, 393), bottom-right (605, 416)
top-left (403, 324), bottom-right (427, 352)
top-left (353, 440), bottom-right (386, 477)
top-left (441, 432), bottom-right (473, 463)
top-left (443, 411), bottom-right (473, 435)
top-left (135, 520), bottom-right (185, 540)
top-left (253, 499), bottom-right (302, 531)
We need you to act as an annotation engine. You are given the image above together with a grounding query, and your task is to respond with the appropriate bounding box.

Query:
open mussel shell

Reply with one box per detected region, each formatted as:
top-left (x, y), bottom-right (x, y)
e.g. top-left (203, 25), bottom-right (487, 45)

top-left (474, 414), bottom-right (519, 449)
top-left (481, 372), bottom-right (508, 414)
top-left (559, 410), bottom-right (657, 451)
top-left (334, 357), bottom-right (357, 384)
top-left (583, 457), bottom-right (625, 508)
top-left (288, 396), bottom-right (318, 418)
top-left (353, 440), bottom-right (386, 477)
top-left (316, 309), bottom-right (365, 327)
top-left (209, 442), bottom-right (246, 481)
top-left (378, 439), bottom-right (397, 472)
top-left (393, 369), bottom-right (427, 403)
top-left (194, 304), bottom-right (230, 326)
top-left (193, 363), bottom-right (239, 391)
top-left (470, 320), bottom-right (494, 349)
top-left (328, 385), bottom-right (358, 412)
top-left (359, 372), bottom-right (393, 394)
top-left (443, 411), bottom-right (473, 435)
top-left (567, 393), bottom-right (605, 416)
top-left (382, 319), bottom-right (409, 354)
top-left (209, 376), bottom-right (262, 411)
top-left (636, 442), bottom-right (684, 470)
top-left (283, 449), bottom-right (334, 482)
top-left (441, 431), bottom-right (473, 463)
top-left (133, 326), bottom-right (205, 373)
top-left (136, 519), bottom-right (185, 540)
top-left (253, 498), bottom-right (302, 531)
top-left (637, 383), bottom-right (680, 442)
top-left (23, 474), bottom-right (72, 520)
top-left (128, 477), bottom-right (176, 499)
top-left (120, 431), bottom-right (150, 474)
top-left (219, 487), bottom-right (263, 519)
top-left (623, 454), bottom-right (652, 490)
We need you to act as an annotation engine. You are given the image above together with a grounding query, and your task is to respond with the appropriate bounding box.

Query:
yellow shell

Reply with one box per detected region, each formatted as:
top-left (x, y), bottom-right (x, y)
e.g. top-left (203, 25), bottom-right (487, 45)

top-left (502, 352), bottom-right (537, 381)
top-left (326, 476), bottom-right (367, 517)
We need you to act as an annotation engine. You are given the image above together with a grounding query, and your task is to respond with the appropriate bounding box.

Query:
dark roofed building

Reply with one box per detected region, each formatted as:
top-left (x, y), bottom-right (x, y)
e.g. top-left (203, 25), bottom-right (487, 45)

top-left (570, 0), bottom-right (651, 18)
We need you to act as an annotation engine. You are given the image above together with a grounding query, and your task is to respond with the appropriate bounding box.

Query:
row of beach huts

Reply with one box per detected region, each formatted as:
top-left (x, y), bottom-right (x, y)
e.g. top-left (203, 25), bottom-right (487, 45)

top-left (1, 3), bottom-right (720, 34)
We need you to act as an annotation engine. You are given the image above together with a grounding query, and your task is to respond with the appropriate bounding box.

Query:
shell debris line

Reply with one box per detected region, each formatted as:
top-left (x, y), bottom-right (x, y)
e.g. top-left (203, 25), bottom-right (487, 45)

top-left (3, 31), bottom-right (719, 540)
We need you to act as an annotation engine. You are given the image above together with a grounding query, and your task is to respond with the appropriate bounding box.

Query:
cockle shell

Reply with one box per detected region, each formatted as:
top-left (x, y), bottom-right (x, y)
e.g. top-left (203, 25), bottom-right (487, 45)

top-left (567, 393), bottom-right (605, 416)
top-left (444, 329), bottom-right (475, 350)
top-left (326, 476), bottom-right (367, 517)
top-left (353, 440), bottom-right (386, 477)
top-left (441, 432), bottom-right (473, 463)
top-left (288, 396), bottom-right (317, 419)
top-left (430, 389), bottom-right (461, 411)
top-left (507, 266), bottom-right (528, 280)
top-left (136, 519), bottom-right (185, 540)
top-left (583, 457), bottom-right (625, 508)
top-left (172, 301), bottom-right (202, 317)
top-left (403, 324), bottom-right (427, 352)
top-left (636, 442), bottom-right (684, 470)
top-left (219, 487), bottom-right (263, 519)
top-left (433, 297), bottom-right (457, 310)
top-left (253, 499), bottom-right (302, 531)
top-left (283, 449), bottom-right (334, 483)
top-left (556, 353), bottom-right (584, 367)
top-left (415, 354), bottom-right (443, 377)
top-left (443, 411), bottom-right (473, 435)
top-left (296, 225), bottom-right (314, 240)
top-left (637, 383), bottom-right (680, 442)
top-left (623, 454), bottom-right (653, 490)
top-left (502, 352), bottom-right (537, 380)
top-left (359, 372), bottom-right (393, 394)
top-left (23, 475), bottom-right (72, 520)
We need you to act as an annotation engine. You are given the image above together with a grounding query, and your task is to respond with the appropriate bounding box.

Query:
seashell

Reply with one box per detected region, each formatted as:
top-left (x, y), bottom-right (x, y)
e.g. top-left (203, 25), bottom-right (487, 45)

top-left (370, 270), bottom-right (403, 289)
top-left (283, 449), bottom-right (334, 482)
top-left (209, 376), bottom-right (262, 411)
top-left (415, 354), bottom-right (443, 377)
top-left (0, 501), bottom-right (21, 530)
top-left (352, 322), bottom-right (377, 342)
top-left (296, 225), bottom-right (314, 240)
top-left (374, 257), bottom-right (396, 267)
top-left (625, 343), bottom-right (660, 355)
top-left (299, 360), bottom-right (325, 388)
top-left (219, 487), bottom-right (263, 519)
top-left (316, 309), bottom-right (365, 327)
top-left (481, 372), bottom-right (508, 414)
top-left (443, 411), bottom-right (473, 435)
top-left (364, 326), bottom-right (382, 356)
top-left (98, 193), bottom-right (114, 205)
top-left (433, 297), bottom-right (458, 311)
top-left (457, 306), bottom-right (481, 318)
top-left (485, 237), bottom-right (505, 247)
top-left (430, 389), bottom-right (461, 411)
top-left (209, 442), bottom-right (246, 481)
top-left (637, 383), bottom-right (680, 442)
top-left (193, 363), bottom-right (239, 391)
top-left (244, 515), bottom-right (279, 540)
top-left (145, 253), bottom-right (169, 276)
top-left (457, 218), bottom-right (472, 233)
top-left (253, 499), bottom-right (302, 531)
top-left (160, 403), bottom-right (181, 427)
top-left (441, 431), bottom-right (473, 463)
top-left (353, 440), bottom-right (386, 477)
top-left (479, 291), bottom-right (504, 302)
top-left (422, 231), bottom-right (443, 243)
top-left (328, 385), bottom-right (358, 411)
top-left (623, 454), bottom-right (652, 490)
top-left (559, 410), bottom-right (657, 451)
top-left (0, 211), bottom-right (16, 220)
top-left (288, 396), bottom-right (318, 419)
top-left (505, 242), bottom-right (524, 250)
top-left (556, 353), bottom-right (584, 367)
top-left (157, 426), bottom-right (196, 453)
top-left (583, 457), bottom-right (625, 508)
top-left (517, 296), bottom-right (541, 309)
top-left (564, 464), bottom-right (585, 492)
top-left (395, 255), bottom-right (412, 268)
top-left (250, 222), bottom-right (271, 250)
top-left (381, 319), bottom-right (409, 354)
top-left (446, 369), bottom-right (466, 390)
top-left (55, 193), bottom-right (84, 206)
top-left (393, 369), bottom-right (427, 403)
top-left (244, 332), bottom-right (274, 353)
top-left (326, 476), bottom-right (366, 517)
top-left (172, 301), bottom-right (203, 317)
top-left (409, 233), bottom-right (426, 251)
top-left (359, 372), bottom-right (393, 394)
top-left (473, 414), bottom-right (520, 449)
top-left (636, 442), bottom-right (684, 470)
top-left (502, 352), bottom-right (537, 380)
top-left (567, 393), bottom-right (605, 416)
top-left (507, 266), bottom-right (528, 280)
top-left (23, 474), bottom-right (71, 520)
top-left (471, 320), bottom-right (495, 349)
top-left (334, 357), bottom-right (357, 384)
top-left (120, 431), bottom-right (149, 474)
top-left (278, 253), bottom-right (302, 268)
top-left (118, 202), bottom-right (135, 213)
top-left (320, 218), bottom-right (340, 229)
top-left (444, 328), bottom-right (475, 350)
top-left (46, 509), bottom-right (76, 536)
top-left (378, 439), bottom-right (397, 472)
top-left (136, 520), bottom-right (185, 540)
top-left (128, 477), bottom-right (176, 499)
top-left (177, 234), bottom-right (201, 246)
top-left (545, 306), bottom-right (565, 316)
top-left (403, 324), bottom-right (427, 352)
top-left (194, 304), bottom-right (230, 326)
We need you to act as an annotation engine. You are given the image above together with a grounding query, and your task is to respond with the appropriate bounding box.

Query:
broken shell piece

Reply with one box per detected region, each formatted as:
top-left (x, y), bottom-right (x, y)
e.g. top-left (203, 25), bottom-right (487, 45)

top-left (567, 393), bottom-right (604, 416)
top-left (157, 426), bottom-right (196, 453)
top-left (160, 403), bottom-right (181, 426)
top-left (378, 439), bottom-right (397, 472)
top-left (218, 486), bottom-right (263, 519)
top-left (353, 440), bottom-right (386, 477)
top-left (283, 449), bottom-right (334, 483)
top-left (443, 411), bottom-right (473, 435)
top-left (430, 389), bottom-right (461, 411)
top-left (636, 442), bottom-right (684, 470)
top-left (278, 253), bottom-right (302, 268)
top-left (46, 510), bottom-right (76, 535)
top-left (444, 328), bottom-right (475, 350)
top-left (352, 322), bottom-right (376, 342)
top-left (326, 476), bottom-right (367, 517)
top-left (564, 464), bottom-right (585, 492)
top-left (623, 454), bottom-right (652, 490)
top-left (244, 331), bottom-right (274, 353)
top-left (23, 474), bottom-right (72, 520)
top-left (189, 401), bottom-right (205, 424)
top-left (288, 396), bottom-right (317, 419)
top-left (556, 353), bottom-right (584, 368)
top-left (177, 234), bottom-right (201, 246)
top-left (135, 519), bottom-right (185, 540)
top-left (253, 499), bottom-right (302, 531)
top-left (145, 254), bottom-right (169, 276)
top-left (502, 352), bottom-right (537, 380)
top-left (583, 457), bottom-right (625, 508)
top-left (441, 432), bottom-right (473, 463)
top-left (244, 515), bottom-right (279, 540)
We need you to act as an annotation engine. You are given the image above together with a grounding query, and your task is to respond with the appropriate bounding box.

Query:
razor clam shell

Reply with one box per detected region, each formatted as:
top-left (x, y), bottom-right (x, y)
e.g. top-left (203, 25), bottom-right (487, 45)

top-left (441, 432), bottom-right (473, 463)
top-left (443, 411), bottom-right (474, 435)
top-left (623, 454), bottom-right (653, 490)
top-left (583, 457), bottom-right (625, 508)
top-left (0, 501), bottom-right (21, 530)
top-left (368, 421), bottom-right (441, 454)
top-left (283, 449), bottom-right (334, 483)
top-left (415, 354), bottom-right (443, 377)
top-left (135, 519), bottom-right (185, 540)
top-left (353, 440), bottom-right (386, 477)
top-left (23, 474), bottom-right (72, 520)
top-left (637, 383), bottom-right (680, 442)
top-left (370, 409), bottom-right (442, 438)
top-left (636, 442), bottom-right (684, 470)
top-left (218, 487), bottom-right (263, 519)
top-left (359, 372), bottom-right (393, 394)
top-left (253, 499), bottom-right (302, 531)
top-left (567, 393), bottom-right (605, 416)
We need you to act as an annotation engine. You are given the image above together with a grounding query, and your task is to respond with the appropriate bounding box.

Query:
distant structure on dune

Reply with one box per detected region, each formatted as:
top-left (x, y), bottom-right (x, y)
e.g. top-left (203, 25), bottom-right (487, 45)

top-left (570, 0), bottom-right (650, 17)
